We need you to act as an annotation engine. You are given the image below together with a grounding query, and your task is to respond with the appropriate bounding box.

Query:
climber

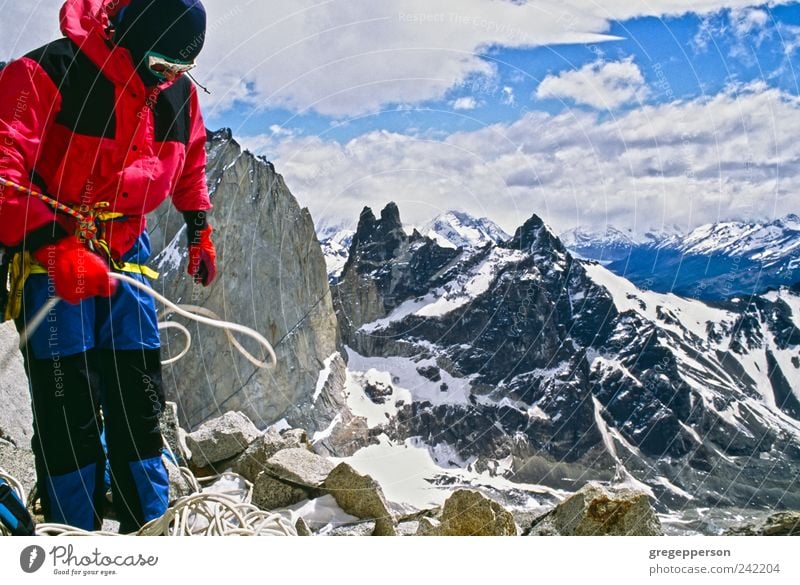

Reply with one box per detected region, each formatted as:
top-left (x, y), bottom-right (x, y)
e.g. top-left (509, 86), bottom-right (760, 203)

top-left (0, 0), bottom-right (217, 533)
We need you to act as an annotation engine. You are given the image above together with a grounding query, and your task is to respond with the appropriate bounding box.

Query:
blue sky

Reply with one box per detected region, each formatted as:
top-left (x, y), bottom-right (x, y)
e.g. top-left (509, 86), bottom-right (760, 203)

top-left (211, 5), bottom-right (800, 143)
top-left (3, 1), bottom-right (800, 235)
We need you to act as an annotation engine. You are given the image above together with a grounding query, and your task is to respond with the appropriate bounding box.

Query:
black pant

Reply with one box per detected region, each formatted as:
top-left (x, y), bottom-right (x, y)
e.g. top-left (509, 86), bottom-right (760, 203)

top-left (25, 348), bottom-right (167, 533)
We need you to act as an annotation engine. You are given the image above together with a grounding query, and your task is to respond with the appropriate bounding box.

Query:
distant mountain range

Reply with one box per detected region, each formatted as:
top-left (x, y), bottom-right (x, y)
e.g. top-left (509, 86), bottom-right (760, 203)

top-left (561, 215), bottom-right (800, 300)
top-left (322, 201), bottom-right (800, 515)
top-left (321, 211), bottom-right (800, 300)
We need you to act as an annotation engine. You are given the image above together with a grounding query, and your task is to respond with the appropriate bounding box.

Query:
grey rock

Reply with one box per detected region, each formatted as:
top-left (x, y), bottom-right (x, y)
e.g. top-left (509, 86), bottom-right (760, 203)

top-left (295, 516), bottom-right (312, 536)
top-left (0, 323), bottom-right (33, 448)
top-left (325, 521), bottom-right (376, 536)
top-left (264, 448), bottom-right (335, 489)
top-left (364, 379), bottom-right (392, 404)
top-left (232, 427), bottom-right (312, 482)
top-left (252, 471), bottom-right (309, 510)
top-left (280, 429), bottom-right (313, 449)
top-left (415, 517), bottom-right (441, 536)
top-left (429, 489), bottom-right (517, 536)
top-left (159, 401), bottom-right (185, 466)
top-left (185, 411), bottom-right (260, 467)
top-left (527, 483), bottom-right (663, 536)
top-left (163, 455), bottom-right (195, 502)
top-left (322, 462), bottom-right (396, 536)
top-left (294, 352), bottom-right (372, 458)
top-left (148, 129), bottom-right (342, 432)
top-left (724, 512), bottom-right (800, 536)
top-left (0, 440), bottom-right (36, 499)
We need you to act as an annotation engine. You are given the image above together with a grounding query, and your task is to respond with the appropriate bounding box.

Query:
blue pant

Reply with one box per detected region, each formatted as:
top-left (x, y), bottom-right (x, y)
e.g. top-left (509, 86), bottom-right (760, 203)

top-left (17, 232), bottom-right (168, 532)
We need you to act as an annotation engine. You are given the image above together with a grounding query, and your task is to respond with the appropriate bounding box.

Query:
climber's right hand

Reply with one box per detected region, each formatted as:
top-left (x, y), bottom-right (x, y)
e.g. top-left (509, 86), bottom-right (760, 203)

top-left (32, 236), bottom-right (117, 304)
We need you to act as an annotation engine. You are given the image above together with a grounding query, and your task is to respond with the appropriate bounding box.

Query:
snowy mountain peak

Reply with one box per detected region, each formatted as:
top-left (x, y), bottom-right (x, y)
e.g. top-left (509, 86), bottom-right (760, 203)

top-left (772, 213), bottom-right (800, 230)
top-left (560, 225), bottom-right (636, 248)
top-left (421, 210), bottom-right (510, 250)
top-left (502, 213), bottom-right (566, 256)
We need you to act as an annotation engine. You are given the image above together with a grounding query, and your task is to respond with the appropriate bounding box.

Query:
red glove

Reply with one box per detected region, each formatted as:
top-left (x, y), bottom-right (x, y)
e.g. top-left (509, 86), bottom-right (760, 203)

top-left (32, 237), bottom-right (117, 304)
top-left (187, 225), bottom-right (217, 286)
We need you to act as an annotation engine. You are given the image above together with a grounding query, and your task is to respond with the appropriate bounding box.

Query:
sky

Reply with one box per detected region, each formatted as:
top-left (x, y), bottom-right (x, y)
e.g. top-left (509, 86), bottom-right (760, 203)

top-left (2, 0), bottom-right (800, 237)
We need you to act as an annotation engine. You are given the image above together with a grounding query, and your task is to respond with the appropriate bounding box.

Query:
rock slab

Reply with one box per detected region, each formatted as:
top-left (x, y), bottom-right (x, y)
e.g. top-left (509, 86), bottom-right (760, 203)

top-left (322, 462), bottom-right (396, 536)
top-left (252, 472), bottom-right (309, 510)
top-left (431, 489), bottom-right (517, 536)
top-left (185, 411), bottom-right (260, 467)
top-left (232, 428), bottom-right (312, 482)
top-left (724, 512), bottom-right (800, 536)
top-left (264, 448), bottom-right (335, 489)
top-left (527, 483), bottom-right (663, 536)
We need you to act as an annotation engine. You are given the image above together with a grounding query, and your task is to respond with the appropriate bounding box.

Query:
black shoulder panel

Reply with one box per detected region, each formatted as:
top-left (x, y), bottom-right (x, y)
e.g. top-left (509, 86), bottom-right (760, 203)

top-left (24, 38), bottom-right (116, 139)
top-left (152, 76), bottom-right (191, 144)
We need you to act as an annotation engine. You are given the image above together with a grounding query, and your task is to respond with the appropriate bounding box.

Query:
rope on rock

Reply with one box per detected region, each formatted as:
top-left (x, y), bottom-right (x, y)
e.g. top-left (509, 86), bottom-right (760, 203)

top-left (0, 465), bottom-right (297, 537)
top-left (137, 492), bottom-right (297, 536)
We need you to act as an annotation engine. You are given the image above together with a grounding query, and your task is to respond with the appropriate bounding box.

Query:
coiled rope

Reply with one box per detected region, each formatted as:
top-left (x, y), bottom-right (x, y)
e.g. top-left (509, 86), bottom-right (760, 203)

top-left (0, 465), bottom-right (298, 537)
top-left (17, 272), bottom-right (277, 369)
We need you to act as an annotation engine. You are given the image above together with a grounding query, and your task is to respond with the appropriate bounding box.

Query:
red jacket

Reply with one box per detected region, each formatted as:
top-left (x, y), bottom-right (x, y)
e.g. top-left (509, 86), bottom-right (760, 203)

top-left (0, 0), bottom-right (211, 259)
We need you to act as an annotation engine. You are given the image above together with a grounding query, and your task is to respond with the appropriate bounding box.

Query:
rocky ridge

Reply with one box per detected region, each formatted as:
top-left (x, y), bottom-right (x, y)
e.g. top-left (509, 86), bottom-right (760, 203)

top-left (147, 128), bottom-right (343, 432)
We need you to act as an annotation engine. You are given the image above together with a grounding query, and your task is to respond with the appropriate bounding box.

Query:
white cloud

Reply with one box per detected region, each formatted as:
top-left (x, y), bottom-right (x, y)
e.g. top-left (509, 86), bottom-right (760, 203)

top-left (502, 86), bottom-right (515, 106)
top-left (694, 6), bottom-right (773, 58)
top-left (255, 82), bottom-right (800, 236)
top-left (536, 58), bottom-right (649, 109)
top-left (2, 0), bottom-right (796, 118)
top-left (269, 124), bottom-right (296, 137)
top-left (452, 97), bottom-right (478, 110)
top-left (779, 23), bottom-right (800, 55)
top-left (730, 7), bottom-right (769, 36)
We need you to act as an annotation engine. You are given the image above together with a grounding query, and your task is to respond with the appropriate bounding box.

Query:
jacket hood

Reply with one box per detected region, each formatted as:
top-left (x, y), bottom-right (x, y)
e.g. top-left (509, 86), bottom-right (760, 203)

top-left (59, 0), bottom-right (179, 90)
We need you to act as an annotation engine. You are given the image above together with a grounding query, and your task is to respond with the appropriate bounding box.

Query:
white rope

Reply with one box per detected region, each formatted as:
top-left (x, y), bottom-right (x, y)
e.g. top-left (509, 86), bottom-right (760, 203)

top-left (16, 272), bottom-right (277, 369)
top-left (157, 320), bottom-right (192, 365)
top-left (136, 493), bottom-right (297, 536)
top-left (1, 465), bottom-right (298, 537)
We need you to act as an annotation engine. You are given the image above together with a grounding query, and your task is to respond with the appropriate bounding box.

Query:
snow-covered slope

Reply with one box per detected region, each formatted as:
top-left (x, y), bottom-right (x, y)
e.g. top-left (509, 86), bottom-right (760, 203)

top-left (560, 226), bottom-right (637, 264)
top-left (318, 228), bottom-right (354, 282)
top-left (421, 210), bottom-right (509, 249)
top-left (658, 215), bottom-right (800, 267)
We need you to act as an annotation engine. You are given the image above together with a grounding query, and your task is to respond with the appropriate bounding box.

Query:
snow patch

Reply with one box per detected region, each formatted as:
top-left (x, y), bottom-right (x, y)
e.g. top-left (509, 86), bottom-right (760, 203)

top-left (361, 248), bottom-right (526, 330)
top-left (312, 353), bottom-right (339, 404)
top-left (583, 261), bottom-right (735, 341)
top-left (346, 346), bottom-right (472, 408)
top-left (312, 413), bottom-right (342, 444)
top-left (153, 225), bottom-right (187, 273)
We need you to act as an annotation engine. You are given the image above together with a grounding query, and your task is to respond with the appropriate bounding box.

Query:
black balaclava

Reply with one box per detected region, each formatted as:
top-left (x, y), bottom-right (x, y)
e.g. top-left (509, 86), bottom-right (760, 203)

top-left (113, 0), bottom-right (206, 86)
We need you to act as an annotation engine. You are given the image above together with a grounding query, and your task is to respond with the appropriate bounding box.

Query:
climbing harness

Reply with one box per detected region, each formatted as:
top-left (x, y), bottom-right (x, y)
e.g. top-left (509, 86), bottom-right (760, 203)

top-left (0, 177), bottom-right (276, 369)
top-left (0, 177), bottom-right (158, 288)
top-left (1, 177), bottom-right (158, 322)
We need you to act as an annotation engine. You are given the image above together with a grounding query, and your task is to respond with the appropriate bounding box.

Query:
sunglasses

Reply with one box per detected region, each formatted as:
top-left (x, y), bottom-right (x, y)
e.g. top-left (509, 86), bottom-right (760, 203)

top-left (145, 51), bottom-right (196, 81)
